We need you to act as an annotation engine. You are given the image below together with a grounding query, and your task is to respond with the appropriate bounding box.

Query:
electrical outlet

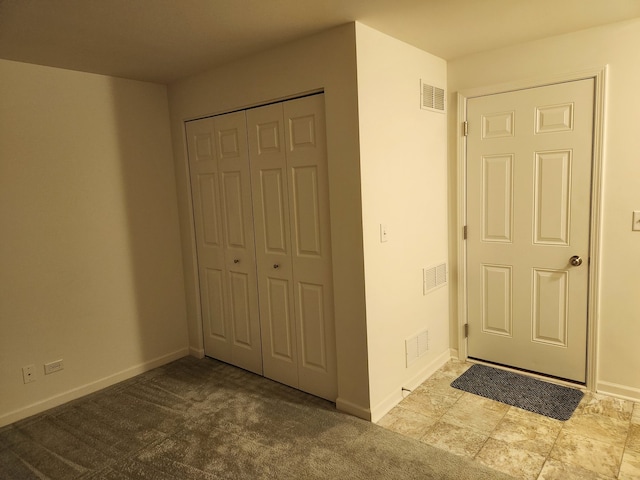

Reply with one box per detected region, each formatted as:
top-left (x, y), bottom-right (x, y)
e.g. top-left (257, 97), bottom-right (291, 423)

top-left (22, 365), bottom-right (36, 384)
top-left (44, 359), bottom-right (64, 375)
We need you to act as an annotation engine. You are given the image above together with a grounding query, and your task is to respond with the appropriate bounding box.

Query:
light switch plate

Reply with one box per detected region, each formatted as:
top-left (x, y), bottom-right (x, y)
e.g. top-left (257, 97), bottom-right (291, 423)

top-left (380, 224), bottom-right (388, 243)
top-left (633, 211), bottom-right (640, 231)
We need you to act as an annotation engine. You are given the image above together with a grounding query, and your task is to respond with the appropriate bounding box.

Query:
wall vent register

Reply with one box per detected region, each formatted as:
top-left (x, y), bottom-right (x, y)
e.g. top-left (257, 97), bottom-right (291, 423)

top-left (421, 80), bottom-right (445, 113)
top-left (423, 262), bottom-right (447, 294)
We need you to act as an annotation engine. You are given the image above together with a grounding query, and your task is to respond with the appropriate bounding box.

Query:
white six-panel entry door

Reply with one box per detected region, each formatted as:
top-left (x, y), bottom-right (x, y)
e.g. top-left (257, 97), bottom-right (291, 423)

top-left (466, 79), bottom-right (594, 383)
top-left (185, 94), bottom-right (337, 401)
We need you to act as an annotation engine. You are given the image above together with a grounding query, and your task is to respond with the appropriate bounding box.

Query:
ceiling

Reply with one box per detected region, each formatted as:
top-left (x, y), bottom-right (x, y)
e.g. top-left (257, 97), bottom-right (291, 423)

top-left (1, 0), bottom-right (639, 84)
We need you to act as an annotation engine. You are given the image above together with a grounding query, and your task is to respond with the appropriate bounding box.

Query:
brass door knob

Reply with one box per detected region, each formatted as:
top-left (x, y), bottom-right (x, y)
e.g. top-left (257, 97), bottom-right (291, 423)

top-left (569, 255), bottom-right (583, 266)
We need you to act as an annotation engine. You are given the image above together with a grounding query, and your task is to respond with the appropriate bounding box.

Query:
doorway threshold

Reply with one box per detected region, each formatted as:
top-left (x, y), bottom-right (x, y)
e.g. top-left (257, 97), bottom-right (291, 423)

top-left (466, 357), bottom-right (587, 390)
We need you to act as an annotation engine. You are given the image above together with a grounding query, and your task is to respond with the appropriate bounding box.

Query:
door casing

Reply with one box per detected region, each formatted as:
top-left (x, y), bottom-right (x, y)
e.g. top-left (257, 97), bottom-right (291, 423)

top-left (455, 67), bottom-right (607, 390)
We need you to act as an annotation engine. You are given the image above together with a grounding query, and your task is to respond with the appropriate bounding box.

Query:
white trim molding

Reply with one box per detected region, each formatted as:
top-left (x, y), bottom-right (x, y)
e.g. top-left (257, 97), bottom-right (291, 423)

top-left (189, 346), bottom-right (205, 358)
top-left (336, 397), bottom-right (372, 422)
top-left (370, 349), bottom-right (451, 423)
top-left (455, 66), bottom-right (607, 392)
top-left (597, 381), bottom-right (640, 403)
top-left (0, 348), bottom-right (189, 428)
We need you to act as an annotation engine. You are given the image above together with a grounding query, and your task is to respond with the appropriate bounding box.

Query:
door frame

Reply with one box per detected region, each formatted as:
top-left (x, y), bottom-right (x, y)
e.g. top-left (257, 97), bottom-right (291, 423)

top-left (455, 67), bottom-right (607, 389)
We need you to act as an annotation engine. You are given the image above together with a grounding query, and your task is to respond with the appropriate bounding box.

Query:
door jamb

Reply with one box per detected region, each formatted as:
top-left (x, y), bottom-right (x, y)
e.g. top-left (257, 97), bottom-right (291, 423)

top-left (456, 67), bottom-right (607, 390)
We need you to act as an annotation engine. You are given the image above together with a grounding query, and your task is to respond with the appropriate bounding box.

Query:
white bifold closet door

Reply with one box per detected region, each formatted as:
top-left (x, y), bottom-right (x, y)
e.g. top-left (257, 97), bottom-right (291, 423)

top-left (247, 95), bottom-right (337, 401)
top-left (187, 94), bottom-right (337, 401)
top-left (185, 111), bottom-right (263, 375)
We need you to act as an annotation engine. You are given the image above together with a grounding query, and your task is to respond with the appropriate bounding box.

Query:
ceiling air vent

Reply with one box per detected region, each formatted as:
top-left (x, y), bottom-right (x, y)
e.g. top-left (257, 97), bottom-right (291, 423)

top-left (421, 80), bottom-right (445, 113)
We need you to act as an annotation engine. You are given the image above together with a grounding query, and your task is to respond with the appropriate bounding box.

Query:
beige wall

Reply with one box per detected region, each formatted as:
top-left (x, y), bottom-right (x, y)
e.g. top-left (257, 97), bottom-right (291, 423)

top-left (0, 59), bottom-right (188, 426)
top-left (167, 24), bottom-right (372, 418)
top-left (355, 24), bottom-right (449, 421)
top-left (448, 18), bottom-right (640, 400)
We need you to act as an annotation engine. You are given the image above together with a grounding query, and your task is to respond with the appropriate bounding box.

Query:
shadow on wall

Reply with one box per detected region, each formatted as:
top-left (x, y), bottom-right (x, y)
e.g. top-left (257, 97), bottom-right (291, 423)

top-left (106, 77), bottom-right (188, 365)
top-left (0, 61), bottom-right (188, 425)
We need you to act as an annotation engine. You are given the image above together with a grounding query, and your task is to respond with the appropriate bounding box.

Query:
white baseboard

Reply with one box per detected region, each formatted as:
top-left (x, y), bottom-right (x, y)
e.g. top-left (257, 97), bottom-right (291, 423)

top-left (449, 348), bottom-right (460, 360)
top-left (189, 346), bottom-right (205, 358)
top-left (596, 381), bottom-right (640, 403)
top-left (370, 349), bottom-right (452, 423)
top-left (336, 397), bottom-right (371, 421)
top-left (0, 347), bottom-right (189, 428)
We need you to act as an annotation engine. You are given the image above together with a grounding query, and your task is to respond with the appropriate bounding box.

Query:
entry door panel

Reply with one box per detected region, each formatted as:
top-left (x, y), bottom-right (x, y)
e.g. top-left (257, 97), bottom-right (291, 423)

top-left (466, 80), bottom-right (594, 382)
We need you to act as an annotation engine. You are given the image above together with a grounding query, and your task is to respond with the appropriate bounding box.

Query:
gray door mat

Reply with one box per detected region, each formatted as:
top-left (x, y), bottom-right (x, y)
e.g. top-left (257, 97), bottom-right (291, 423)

top-left (450, 364), bottom-right (584, 421)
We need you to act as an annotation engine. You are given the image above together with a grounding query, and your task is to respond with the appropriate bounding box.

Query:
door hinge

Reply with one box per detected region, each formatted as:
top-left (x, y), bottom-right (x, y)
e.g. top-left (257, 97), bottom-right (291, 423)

top-left (464, 323), bottom-right (469, 338)
top-left (463, 225), bottom-right (467, 239)
top-left (463, 121), bottom-right (468, 136)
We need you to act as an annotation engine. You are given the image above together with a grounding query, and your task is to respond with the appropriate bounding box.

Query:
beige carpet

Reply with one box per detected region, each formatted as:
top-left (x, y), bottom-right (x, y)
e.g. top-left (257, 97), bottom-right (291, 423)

top-left (0, 356), bottom-right (515, 479)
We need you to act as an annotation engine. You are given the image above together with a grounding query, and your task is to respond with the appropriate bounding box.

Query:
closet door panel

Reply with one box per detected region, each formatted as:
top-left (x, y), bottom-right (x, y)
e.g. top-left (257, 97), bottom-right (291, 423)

top-left (259, 168), bottom-right (288, 253)
top-left (186, 119), bottom-right (231, 362)
top-left (228, 271), bottom-right (252, 346)
top-left (187, 113), bottom-right (262, 375)
top-left (284, 95), bottom-right (337, 400)
top-left (195, 174), bottom-right (222, 247)
top-left (266, 278), bottom-right (294, 360)
top-left (214, 112), bottom-right (263, 374)
top-left (203, 267), bottom-right (226, 340)
top-left (264, 276), bottom-right (298, 387)
top-left (297, 282), bottom-right (327, 370)
top-left (247, 104), bottom-right (299, 389)
top-left (291, 166), bottom-right (322, 256)
top-left (221, 172), bottom-right (246, 247)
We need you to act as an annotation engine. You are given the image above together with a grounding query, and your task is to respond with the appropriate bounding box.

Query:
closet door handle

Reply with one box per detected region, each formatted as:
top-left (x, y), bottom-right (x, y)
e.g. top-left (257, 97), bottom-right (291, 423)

top-left (273, 264), bottom-right (280, 269)
top-left (233, 259), bottom-right (240, 264)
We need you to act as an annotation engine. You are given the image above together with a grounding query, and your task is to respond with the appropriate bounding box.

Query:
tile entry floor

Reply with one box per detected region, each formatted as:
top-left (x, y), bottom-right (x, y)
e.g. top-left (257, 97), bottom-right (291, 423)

top-left (377, 360), bottom-right (640, 480)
